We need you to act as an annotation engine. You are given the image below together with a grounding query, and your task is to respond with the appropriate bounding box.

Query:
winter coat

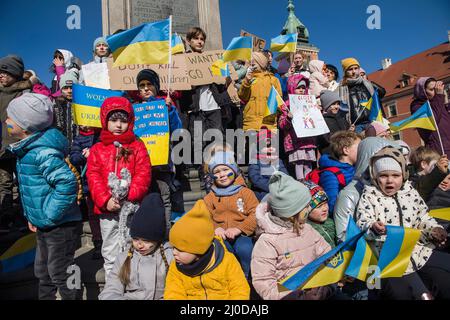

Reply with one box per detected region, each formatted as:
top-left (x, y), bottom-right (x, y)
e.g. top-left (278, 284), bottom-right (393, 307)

top-left (164, 238), bottom-right (250, 300)
top-left (51, 49), bottom-right (77, 96)
top-left (410, 77), bottom-right (450, 155)
top-left (317, 154), bottom-right (355, 215)
top-left (86, 100), bottom-right (151, 215)
top-left (0, 80), bottom-right (32, 149)
top-left (308, 60), bottom-right (329, 98)
top-left (53, 97), bottom-right (75, 145)
top-left (307, 218), bottom-right (337, 248)
top-left (238, 71), bottom-right (282, 131)
top-left (248, 159), bottom-right (289, 201)
top-left (204, 177), bottom-right (258, 236)
top-left (251, 200), bottom-right (331, 300)
top-left (316, 112), bottom-right (350, 155)
top-left (333, 137), bottom-right (398, 241)
top-left (99, 243), bottom-right (173, 300)
top-left (410, 165), bottom-right (448, 202)
top-left (9, 128), bottom-right (81, 229)
top-left (427, 187), bottom-right (450, 210)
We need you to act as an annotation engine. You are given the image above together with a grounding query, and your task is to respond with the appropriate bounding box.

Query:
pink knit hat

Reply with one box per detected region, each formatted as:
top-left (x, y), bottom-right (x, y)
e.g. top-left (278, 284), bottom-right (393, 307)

top-left (365, 121), bottom-right (390, 137)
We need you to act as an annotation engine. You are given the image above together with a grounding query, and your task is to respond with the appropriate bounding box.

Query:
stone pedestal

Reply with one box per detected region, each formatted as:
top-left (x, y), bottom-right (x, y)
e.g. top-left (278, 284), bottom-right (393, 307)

top-left (102, 0), bottom-right (223, 50)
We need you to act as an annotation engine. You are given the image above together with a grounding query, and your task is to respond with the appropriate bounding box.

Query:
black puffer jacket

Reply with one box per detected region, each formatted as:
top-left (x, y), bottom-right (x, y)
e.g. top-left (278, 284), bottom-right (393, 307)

top-left (317, 112), bottom-right (350, 155)
top-left (53, 97), bottom-right (76, 145)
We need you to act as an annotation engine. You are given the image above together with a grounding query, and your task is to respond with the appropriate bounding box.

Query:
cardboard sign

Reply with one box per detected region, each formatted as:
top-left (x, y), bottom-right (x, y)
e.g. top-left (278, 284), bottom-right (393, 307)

top-left (107, 55), bottom-right (191, 91)
top-left (82, 62), bottom-right (111, 89)
top-left (240, 29), bottom-right (266, 52)
top-left (133, 101), bottom-right (170, 166)
top-left (289, 94), bottom-right (330, 138)
top-left (185, 50), bottom-right (238, 87)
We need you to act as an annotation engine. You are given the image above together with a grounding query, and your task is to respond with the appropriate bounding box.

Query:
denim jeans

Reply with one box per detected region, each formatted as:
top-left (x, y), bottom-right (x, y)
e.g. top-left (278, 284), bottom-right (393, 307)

top-left (224, 235), bottom-right (253, 279)
top-left (34, 221), bottom-right (81, 300)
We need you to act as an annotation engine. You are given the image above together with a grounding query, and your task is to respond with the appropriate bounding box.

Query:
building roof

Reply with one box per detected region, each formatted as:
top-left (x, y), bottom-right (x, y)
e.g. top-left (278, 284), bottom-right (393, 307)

top-left (368, 42), bottom-right (450, 98)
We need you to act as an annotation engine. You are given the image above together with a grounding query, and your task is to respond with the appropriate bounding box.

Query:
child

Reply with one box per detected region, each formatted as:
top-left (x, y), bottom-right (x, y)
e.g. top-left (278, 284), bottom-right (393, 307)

top-left (304, 181), bottom-right (337, 248)
top-left (164, 200), bottom-right (250, 300)
top-left (248, 127), bottom-right (289, 201)
top-left (50, 49), bottom-right (78, 97)
top-left (70, 125), bottom-right (102, 259)
top-left (86, 96), bottom-right (151, 278)
top-left (365, 121), bottom-right (392, 139)
top-left (251, 172), bottom-right (333, 300)
top-left (308, 60), bottom-right (329, 99)
top-left (279, 74), bottom-right (317, 180)
top-left (6, 93), bottom-right (82, 300)
top-left (203, 151), bottom-right (259, 279)
top-left (313, 131), bottom-right (360, 216)
top-left (99, 193), bottom-right (173, 300)
top-left (356, 146), bottom-right (450, 299)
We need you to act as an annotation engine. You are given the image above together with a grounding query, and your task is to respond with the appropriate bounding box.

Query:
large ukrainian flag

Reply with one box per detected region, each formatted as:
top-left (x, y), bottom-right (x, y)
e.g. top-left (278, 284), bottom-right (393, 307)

top-left (222, 36), bottom-right (252, 62)
top-left (107, 19), bottom-right (170, 67)
top-left (270, 33), bottom-right (298, 53)
top-left (72, 84), bottom-right (124, 128)
top-left (390, 101), bottom-right (437, 132)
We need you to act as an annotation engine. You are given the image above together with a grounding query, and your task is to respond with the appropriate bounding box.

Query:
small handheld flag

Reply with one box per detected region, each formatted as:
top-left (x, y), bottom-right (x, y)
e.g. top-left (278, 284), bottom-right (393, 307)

top-left (171, 33), bottom-right (184, 55)
top-left (429, 207), bottom-right (450, 221)
top-left (211, 59), bottom-right (230, 77)
top-left (265, 86), bottom-right (284, 117)
top-left (360, 89), bottom-right (383, 122)
top-left (270, 33), bottom-right (298, 53)
top-left (222, 36), bottom-right (252, 62)
top-left (390, 101), bottom-right (437, 132)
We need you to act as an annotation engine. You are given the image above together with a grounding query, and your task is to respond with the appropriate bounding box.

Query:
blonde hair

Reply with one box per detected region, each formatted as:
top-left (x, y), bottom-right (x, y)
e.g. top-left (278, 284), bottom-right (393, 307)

top-left (410, 146), bottom-right (440, 171)
top-left (284, 205), bottom-right (310, 235)
top-left (202, 142), bottom-right (234, 174)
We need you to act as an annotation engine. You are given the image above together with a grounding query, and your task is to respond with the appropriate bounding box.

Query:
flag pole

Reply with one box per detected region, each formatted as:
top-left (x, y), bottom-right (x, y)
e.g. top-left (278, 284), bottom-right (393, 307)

top-left (427, 100), bottom-right (445, 155)
top-left (167, 15), bottom-right (173, 96)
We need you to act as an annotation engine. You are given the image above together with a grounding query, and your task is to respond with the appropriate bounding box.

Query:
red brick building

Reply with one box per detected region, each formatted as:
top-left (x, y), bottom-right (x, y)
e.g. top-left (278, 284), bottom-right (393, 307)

top-left (368, 39), bottom-right (450, 149)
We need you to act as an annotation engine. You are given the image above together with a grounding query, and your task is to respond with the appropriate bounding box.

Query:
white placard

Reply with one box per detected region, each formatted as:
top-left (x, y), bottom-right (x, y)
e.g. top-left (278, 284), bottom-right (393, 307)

top-left (289, 94), bottom-right (330, 138)
top-left (81, 62), bottom-right (110, 89)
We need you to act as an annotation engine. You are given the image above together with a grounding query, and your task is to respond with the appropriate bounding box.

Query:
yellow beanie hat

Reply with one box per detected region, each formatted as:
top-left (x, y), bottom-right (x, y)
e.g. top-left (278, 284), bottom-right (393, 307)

top-left (341, 57), bottom-right (360, 72)
top-left (169, 200), bottom-right (214, 255)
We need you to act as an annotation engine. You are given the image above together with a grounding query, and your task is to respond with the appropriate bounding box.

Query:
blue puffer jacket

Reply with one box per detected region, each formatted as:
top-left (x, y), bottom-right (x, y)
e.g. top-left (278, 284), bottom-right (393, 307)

top-left (248, 160), bottom-right (289, 201)
top-left (10, 128), bottom-right (81, 229)
top-left (317, 154), bottom-right (355, 216)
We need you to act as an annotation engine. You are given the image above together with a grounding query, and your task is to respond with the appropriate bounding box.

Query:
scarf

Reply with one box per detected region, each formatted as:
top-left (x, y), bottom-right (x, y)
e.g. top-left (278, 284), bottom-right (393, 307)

top-left (211, 182), bottom-right (243, 197)
top-left (339, 76), bottom-right (375, 107)
top-left (100, 128), bottom-right (135, 146)
top-left (176, 239), bottom-right (225, 277)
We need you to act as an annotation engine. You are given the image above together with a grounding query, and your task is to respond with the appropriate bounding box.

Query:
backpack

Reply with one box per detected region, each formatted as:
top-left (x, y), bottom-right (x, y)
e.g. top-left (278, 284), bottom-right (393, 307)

top-left (305, 167), bottom-right (347, 189)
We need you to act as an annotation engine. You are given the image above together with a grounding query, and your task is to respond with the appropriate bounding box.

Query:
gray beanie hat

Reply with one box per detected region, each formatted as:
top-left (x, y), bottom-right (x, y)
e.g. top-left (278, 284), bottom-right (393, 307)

top-left (7, 93), bottom-right (54, 133)
top-left (320, 90), bottom-right (341, 111)
top-left (93, 37), bottom-right (109, 52)
top-left (0, 55), bottom-right (24, 79)
top-left (59, 69), bottom-right (79, 89)
top-left (268, 171), bottom-right (312, 218)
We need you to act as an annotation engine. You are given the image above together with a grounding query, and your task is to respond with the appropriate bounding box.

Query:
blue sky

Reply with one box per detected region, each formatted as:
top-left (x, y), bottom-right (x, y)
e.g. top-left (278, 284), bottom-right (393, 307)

top-left (1, 0), bottom-right (449, 85)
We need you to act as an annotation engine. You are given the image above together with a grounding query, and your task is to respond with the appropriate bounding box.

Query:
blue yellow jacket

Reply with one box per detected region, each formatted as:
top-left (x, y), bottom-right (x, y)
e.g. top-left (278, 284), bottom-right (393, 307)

top-left (9, 128), bottom-right (81, 229)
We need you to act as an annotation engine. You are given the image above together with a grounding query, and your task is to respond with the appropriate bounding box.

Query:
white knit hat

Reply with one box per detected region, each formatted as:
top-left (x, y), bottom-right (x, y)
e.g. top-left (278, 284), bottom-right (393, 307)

top-left (373, 157), bottom-right (402, 176)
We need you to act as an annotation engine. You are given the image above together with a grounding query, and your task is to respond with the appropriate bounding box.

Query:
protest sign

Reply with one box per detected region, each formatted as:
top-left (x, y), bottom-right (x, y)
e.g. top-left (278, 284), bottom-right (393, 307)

top-left (107, 55), bottom-right (191, 91)
top-left (240, 30), bottom-right (266, 52)
top-left (72, 84), bottom-right (124, 128)
top-left (289, 94), bottom-right (330, 138)
top-left (185, 50), bottom-right (238, 86)
top-left (133, 101), bottom-right (170, 166)
top-left (82, 62), bottom-right (111, 89)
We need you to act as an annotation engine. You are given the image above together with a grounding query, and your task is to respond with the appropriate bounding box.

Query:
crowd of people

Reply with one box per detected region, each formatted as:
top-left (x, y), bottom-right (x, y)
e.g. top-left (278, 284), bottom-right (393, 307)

top-left (0, 25), bottom-right (449, 301)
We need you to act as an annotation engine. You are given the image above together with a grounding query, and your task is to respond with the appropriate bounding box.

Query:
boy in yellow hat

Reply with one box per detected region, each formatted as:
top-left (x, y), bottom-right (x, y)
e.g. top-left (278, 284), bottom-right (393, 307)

top-left (164, 200), bottom-right (250, 300)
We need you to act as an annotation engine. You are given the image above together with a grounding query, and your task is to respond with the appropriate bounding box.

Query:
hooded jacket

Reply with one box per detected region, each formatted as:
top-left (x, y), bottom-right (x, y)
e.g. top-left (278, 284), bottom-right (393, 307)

top-left (316, 111), bottom-right (350, 155)
top-left (308, 60), bottom-right (329, 98)
top-left (333, 137), bottom-right (398, 241)
top-left (51, 49), bottom-right (78, 97)
top-left (251, 200), bottom-right (331, 300)
top-left (9, 128), bottom-right (81, 229)
top-left (410, 77), bottom-right (450, 155)
top-left (248, 159), bottom-right (289, 201)
top-left (203, 176), bottom-right (258, 236)
top-left (86, 97), bottom-right (151, 215)
top-left (356, 146), bottom-right (443, 275)
top-left (238, 71), bottom-right (282, 131)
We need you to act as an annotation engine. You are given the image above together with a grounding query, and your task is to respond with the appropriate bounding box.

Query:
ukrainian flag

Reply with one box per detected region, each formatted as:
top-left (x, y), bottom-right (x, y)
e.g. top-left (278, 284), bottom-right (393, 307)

top-left (378, 226), bottom-right (421, 278)
top-left (171, 33), bottom-right (185, 55)
top-left (222, 36), bottom-right (252, 62)
top-left (107, 19), bottom-right (170, 67)
top-left (265, 86), bottom-right (284, 117)
top-left (270, 33), bottom-right (298, 53)
top-left (390, 101), bottom-right (437, 132)
top-left (0, 233), bottom-right (36, 273)
top-left (361, 89), bottom-right (384, 122)
top-left (429, 207), bottom-right (450, 221)
top-left (72, 84), bottom-right (124, 128)
top-left (211, 59), bottom-right (230, 77)
top-left (345, 231), bottom-right (376, 281)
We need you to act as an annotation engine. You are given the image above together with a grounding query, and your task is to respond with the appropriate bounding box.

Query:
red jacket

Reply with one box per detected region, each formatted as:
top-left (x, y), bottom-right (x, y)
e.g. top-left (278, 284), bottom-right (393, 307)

top-left (86, 97), bottom-right (151, 215)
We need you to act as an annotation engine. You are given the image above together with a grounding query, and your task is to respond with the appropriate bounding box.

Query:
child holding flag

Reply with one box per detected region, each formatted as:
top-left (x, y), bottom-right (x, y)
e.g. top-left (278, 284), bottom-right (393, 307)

top-left (356, 146), bottom-right (450, 299)
top-left (86, 97), bottom-right (151, 278)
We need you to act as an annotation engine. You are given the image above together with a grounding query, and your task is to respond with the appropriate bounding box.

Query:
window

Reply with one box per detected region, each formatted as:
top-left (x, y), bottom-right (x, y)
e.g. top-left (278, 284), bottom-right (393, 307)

top-left (392, 132), bottom-right (401, 141)
top-left (401, 79), bottom-right (409, 87)
top-left (386, 102), bottom-right (397, 118)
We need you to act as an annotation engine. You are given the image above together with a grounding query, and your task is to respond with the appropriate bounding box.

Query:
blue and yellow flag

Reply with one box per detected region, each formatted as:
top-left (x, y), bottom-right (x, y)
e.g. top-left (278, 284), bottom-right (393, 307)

top-left (72, 84), bottom-right (124, 128)
top-left (222, 36), bottom-right (252, 62)
top-left (211, 59), bottom-right (230, 77)
top-left (429, 207), bottom-right (450, 221)
top-left (0, 233), bottom-right (36, 273)
top-left (390, 101), bottom-right (437, 132)
top-left (265, 86), bottom-right (284, 117)
top-left (270, 33), bottom-right (298, 53)
top-left (361, 89), bottom-right (384, 122)
top-left (377, 226), bottom-right (421, 278)
top-left (171, 33), bottom-right (185, 55)
top-left (107, 19), bottom-right (170, 67)
top-left (345, 230), bottom-right (375, 281)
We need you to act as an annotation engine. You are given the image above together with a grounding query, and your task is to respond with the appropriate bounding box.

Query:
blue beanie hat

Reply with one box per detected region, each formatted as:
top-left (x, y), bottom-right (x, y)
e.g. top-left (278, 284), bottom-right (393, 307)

top-left (208, 151), bottom-right (239, 175)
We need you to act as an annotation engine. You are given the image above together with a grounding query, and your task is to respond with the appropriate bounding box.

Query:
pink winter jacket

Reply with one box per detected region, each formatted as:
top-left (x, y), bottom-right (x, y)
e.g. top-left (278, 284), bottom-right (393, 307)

top-left (251, 201), bottom-right (331, 300)
top-left (308, 60), bottom-right (329, 98)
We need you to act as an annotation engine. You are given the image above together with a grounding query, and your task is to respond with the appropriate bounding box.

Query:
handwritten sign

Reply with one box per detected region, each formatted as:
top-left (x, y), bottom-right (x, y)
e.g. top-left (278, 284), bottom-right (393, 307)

top-left (289, 94), bottom-right (330, 138)
top-left (133, 101), bottom-right (170, 166)
top-left (107, 55), bottom-right (191, 91)
top-left (82, 62), bottom-right (111, 89)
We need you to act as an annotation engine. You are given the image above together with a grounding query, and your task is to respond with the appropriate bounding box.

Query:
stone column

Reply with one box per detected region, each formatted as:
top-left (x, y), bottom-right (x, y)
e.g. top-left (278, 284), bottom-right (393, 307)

top-left (102, 0), bottom-right (129, 36)
top-left (198, 0), bottom-right (223, 50)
